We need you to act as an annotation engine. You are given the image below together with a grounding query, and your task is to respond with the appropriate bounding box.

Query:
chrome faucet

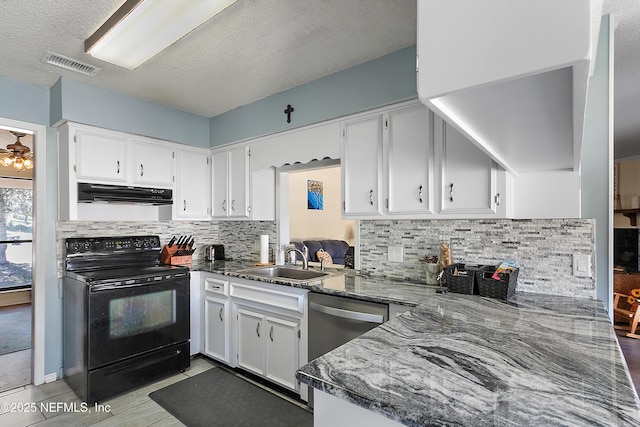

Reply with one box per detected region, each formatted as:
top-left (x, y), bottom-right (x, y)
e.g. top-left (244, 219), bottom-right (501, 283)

top-left (286, 247), bottom-right (308, 270)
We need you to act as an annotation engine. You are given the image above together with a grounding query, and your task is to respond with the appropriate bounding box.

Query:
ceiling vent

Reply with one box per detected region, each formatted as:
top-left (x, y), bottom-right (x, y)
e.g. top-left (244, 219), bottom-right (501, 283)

top-left (42, 51), bottom-right (102, 76)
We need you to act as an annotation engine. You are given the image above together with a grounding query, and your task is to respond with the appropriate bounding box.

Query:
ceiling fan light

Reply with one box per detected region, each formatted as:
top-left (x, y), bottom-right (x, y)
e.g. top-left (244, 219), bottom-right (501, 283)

top-left (85, 0), bottom-right (239, 70)
top-left (13, 159), bottom-right (24, 170)
top-left (23, 158), bottom-right (34, 169)
top-left (2, 156), bottom-right (14, 167)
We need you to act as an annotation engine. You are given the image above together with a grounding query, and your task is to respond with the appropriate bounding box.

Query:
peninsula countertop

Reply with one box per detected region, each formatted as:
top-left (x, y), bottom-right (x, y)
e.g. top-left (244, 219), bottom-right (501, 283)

top-left (193, 260), bottom-right (640, 426)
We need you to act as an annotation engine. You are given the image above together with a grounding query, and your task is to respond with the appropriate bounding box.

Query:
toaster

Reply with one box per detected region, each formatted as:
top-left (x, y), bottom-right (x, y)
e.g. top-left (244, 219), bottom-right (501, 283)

top-left (204, 244), bottom-right (225, 261)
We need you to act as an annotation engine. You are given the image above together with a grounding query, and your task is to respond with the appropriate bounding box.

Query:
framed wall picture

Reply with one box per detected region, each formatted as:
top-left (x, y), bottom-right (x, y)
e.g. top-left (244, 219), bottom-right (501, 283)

top-left (307, 180), bottom-right (323, 210)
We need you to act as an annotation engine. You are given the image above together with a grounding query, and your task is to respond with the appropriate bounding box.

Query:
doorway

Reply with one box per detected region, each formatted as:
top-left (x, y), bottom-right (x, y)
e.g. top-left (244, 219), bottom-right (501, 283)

top-left (0, 130), bottom-right (34, 392)
top-left (0, 118), bottom-right (47, 389)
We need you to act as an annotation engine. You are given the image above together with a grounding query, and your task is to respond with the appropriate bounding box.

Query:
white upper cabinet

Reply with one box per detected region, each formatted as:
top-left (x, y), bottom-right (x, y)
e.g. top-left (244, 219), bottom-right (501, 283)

top-left (175, 147), bottom-right (211, 220)
top-left (211, 145), bottom-right (250, 219)
top-left (75, 127), bottom-right (128, 183)
top-left (66, 123), bottom-right (175, 189)
top-left (435, 117), bottom-right (504, 216)
top-left (131, 139), bottom-right (175, 188)
top-left (342, 114), bottom-right (384, 217)
top-left (341, 100), bottom-right (508, 220)
top-left (211, 150), bottom-right (229, 217)
top-left (386, 104), bottom-right (433, 215)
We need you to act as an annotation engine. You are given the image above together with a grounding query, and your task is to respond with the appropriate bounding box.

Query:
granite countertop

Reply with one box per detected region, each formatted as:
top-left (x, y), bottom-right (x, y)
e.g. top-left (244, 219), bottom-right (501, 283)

top-left (193, 260), bottom-right (640, 426)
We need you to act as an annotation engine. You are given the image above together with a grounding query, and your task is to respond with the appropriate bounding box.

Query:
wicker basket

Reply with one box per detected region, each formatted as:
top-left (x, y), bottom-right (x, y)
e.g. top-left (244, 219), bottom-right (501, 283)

top-left (476, 266), bottom-right (519, 301)
top-left (444, 264), bottom-right (483, 294)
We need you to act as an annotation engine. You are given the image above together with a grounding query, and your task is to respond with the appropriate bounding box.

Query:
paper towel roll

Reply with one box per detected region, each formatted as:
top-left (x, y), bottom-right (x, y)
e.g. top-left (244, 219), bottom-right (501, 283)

top-left (260, 235), bottom-right (269, 264)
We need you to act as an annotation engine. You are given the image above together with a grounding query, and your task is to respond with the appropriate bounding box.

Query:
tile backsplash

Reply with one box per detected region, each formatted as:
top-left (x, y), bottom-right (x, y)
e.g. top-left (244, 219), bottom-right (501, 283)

top-left (57, 218), bottom-right (595, 298)
top-left (56, 220), bottom-right (277, 276)
top-left (358, 218), bottom-right (596, 298)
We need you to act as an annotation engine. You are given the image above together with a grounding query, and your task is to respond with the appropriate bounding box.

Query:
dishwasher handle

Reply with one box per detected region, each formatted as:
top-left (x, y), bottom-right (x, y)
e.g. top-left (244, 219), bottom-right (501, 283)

top-left (309, 301), bottom-right (385, 324)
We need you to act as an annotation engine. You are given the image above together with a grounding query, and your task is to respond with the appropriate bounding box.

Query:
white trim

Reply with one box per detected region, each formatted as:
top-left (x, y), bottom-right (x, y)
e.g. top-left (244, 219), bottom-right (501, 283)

top-left (0, 117), bottom-right (46, 386)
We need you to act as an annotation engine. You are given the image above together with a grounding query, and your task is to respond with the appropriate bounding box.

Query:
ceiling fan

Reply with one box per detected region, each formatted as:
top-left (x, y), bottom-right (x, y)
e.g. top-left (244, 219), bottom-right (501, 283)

top-left (0, 131), bottom-right (34, 170)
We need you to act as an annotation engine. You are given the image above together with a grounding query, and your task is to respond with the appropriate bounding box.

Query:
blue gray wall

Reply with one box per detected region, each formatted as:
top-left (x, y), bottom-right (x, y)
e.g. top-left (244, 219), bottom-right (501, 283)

top-left (209, 46), bottom-right (417, 146)
top-left (50, 77), bottom-right (210, 147)
top-left (0, 76), bottom-right (49, 125)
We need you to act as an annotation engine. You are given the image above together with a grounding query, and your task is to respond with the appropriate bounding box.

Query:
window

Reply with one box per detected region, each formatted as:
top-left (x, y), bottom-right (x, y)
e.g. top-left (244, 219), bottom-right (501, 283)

top-left (0, 185), bottom-right (32, 291)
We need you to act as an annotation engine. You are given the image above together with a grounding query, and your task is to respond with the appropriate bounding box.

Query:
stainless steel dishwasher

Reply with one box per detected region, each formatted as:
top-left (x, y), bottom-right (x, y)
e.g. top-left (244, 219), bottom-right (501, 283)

top-left (308, 292), bottom-right (388, 407)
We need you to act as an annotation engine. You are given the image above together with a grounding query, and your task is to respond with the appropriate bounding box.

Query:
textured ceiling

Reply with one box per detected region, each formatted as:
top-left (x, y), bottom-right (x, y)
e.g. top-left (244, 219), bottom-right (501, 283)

top-left (0, 0), bottom-right (637, 159)
top-left (0, 0), bottom-right (416, 118)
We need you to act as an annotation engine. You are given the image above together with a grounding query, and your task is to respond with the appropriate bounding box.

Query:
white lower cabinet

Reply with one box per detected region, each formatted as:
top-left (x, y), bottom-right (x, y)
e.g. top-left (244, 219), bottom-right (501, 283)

top-left (236, 306), bottom-right (301, 390)
top-left (232, 279), bottom-right (307, 394)
top-left (265, 316), bottom-right (300, 390)
top-left (204, 296), bottom-right (230, 363)
top-left (236, 308), bottom-right (301, 390)
top-left (202, 276), bottom-right (231, 364)
top-left (236, 307), bottom-right (266, 376)
top-left (200, 273), bottom-right (308, 398)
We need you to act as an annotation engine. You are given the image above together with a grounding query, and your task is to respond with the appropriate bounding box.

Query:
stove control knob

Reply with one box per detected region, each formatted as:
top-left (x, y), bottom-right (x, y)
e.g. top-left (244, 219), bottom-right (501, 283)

top-left (83, 242), bottom-right (92, 252)
top-left (133, 239), bottom-right (142, 248)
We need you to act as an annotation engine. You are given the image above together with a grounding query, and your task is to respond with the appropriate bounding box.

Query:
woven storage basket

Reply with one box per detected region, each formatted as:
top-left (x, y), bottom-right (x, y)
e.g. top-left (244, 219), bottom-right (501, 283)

top-left (476, 266), bottom-right (519, 301)
top-left (444, 264), bottom-right (482, 294)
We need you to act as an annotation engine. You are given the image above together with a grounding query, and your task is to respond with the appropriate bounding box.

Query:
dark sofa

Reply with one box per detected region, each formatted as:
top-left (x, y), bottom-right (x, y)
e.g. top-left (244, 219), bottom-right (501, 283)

top-left (292, 240), bottom-right (351, 265)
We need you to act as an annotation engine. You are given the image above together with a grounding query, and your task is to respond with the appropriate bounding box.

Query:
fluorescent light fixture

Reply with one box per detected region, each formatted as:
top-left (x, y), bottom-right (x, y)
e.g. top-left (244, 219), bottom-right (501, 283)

top-left (85, 0), bottom-right (238, 70)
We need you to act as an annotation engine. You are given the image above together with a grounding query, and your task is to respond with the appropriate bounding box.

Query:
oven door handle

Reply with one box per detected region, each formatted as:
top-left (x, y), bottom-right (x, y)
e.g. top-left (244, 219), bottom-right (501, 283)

top-left (309, 301), bottom-right (385, 324)
top-left (90, 281), bottom-right (161, 292)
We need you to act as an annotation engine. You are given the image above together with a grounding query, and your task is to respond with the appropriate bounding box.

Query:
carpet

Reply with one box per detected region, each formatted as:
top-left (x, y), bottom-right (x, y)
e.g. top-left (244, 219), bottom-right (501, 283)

top-left (149, 367), bottom-right (313, 427)
top-left (0, 304), bottom-right (31, 356)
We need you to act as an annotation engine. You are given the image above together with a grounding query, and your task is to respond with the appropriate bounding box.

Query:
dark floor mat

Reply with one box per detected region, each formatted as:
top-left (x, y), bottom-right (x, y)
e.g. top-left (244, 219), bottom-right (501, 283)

top-left (149, 367), bottom-right (313, 427)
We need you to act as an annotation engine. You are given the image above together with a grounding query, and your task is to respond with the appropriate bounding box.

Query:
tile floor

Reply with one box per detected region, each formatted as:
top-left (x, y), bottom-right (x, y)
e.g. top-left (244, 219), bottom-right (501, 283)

top-left (0, 356), bottom-right (217, 427)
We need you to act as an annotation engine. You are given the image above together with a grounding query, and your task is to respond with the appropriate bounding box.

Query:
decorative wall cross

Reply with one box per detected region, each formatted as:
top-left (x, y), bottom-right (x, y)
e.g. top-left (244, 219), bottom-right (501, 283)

top-left (284, 104), bottom-right (294, 123)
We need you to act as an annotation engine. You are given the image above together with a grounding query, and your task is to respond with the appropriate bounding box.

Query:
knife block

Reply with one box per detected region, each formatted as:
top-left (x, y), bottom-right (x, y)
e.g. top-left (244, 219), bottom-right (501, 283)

top-left (161, 245), bottom-right (192, 266)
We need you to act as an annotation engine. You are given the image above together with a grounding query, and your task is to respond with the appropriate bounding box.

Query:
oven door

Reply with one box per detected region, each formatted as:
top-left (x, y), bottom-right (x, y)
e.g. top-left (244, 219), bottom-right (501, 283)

top-left (87, 276), bottom-right (189, 369)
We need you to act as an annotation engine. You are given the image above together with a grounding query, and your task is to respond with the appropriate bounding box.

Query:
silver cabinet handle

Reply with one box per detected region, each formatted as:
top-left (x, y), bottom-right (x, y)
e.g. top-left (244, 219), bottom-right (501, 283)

top-left (140, 164), bottom-right (144, 177)
top-left (256, 322), bottom-right (261, 337)
top-left (231, 199), bottom-right (235, 212)
top-left (369, 189), bottom-right (374, 206)
top-left (419, 185), bottom-right (423, 203)
top-left (269, 326), bottom-right (274, 342)
top-left (449, 183), bottom-right (454, 202)
top-left (309, 301), bottom-right (384, 324)
top-left (117, 160), bottom-right (120, 174)
top-left (219, 307), bottom-right (223, 322)
top-left (222, 200), bottom-right (226, 212)
top-left (495, 193), bottom-right (501, 206)
top-left (183, 200), bottom-right (187, 211)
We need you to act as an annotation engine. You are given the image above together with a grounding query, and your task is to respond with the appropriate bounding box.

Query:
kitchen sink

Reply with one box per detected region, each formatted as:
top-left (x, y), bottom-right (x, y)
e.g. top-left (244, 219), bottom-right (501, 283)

top-left (241, 266), bottom-right (330, 281)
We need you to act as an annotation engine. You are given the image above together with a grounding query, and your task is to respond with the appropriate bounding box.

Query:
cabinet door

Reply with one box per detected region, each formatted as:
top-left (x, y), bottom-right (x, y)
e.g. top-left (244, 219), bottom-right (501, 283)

top-left (265, 316), bottom-right (300, 391)
top-left (175, 149), bottom-right (211, 219)
top-left (342, 115), bottom-right (383, 216)
top-left (211, 151), bottom-right (229, 218)
top-left (75, 128), bottom-right (128, 183)
top-left (228, 146), bottom-right (250, 218)
top-left (387, 105), bottom-right (433, 215)
top-left (131, 141), bottom-right (175, 188)
top-left (204, 296), bottom-right (229, 363)
top-left (236, 308), bottom-right (265, 376)
top-left (438, 120), bottom-right (498, 214)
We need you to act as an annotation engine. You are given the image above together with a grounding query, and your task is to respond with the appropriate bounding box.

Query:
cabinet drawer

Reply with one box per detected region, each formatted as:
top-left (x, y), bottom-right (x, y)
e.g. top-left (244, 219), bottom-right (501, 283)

top-left (230, 282), bottom-right (305, 314)
top-left (204, 278), bottom-right (229, 296)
